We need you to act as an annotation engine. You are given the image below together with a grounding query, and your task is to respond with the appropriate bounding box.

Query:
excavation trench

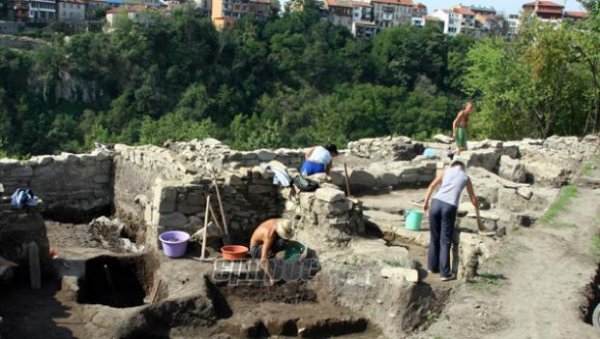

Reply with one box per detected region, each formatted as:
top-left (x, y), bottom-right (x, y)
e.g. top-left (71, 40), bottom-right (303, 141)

top-left (207, 278), bottom-right (376, 338)
top-left (581, 263), bottom-right (600, 325)
top-left (77, 254), bottom-right (155, 308)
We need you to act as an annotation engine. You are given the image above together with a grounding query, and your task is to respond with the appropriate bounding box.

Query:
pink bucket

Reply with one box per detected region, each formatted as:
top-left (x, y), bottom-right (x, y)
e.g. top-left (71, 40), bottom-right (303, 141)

top-left (159, 231), bottom-right (190, 258)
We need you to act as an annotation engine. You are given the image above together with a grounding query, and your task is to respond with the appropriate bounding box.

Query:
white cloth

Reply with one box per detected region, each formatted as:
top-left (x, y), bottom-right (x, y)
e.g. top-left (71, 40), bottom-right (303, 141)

top-left (307, 146), bottom-right (332, 165)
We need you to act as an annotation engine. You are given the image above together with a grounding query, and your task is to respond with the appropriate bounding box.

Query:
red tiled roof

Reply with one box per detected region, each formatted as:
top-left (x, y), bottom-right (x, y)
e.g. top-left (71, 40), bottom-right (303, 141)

top-left (106, 5), bottom-right (149, 14)
top-left (352, 1), bottom-right (371, 7)
top-left (452, 6), bottom-right (475, 16)
top-left (564, 10), bottom-right (587, 18)
top-left (371, 0), bottom-right (413, 6)
top-left (414, 2), bottom-right (426, 8)
top-left (522, 1), bottom-right (564, 9)
top-left (326, 0), bottom-right (353, 7)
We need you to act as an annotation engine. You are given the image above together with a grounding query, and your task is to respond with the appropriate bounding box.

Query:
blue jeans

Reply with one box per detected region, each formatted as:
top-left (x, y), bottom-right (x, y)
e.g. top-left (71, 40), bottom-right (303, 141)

top-left (428, 199), bottom-right (457, 278)
top-left (300, 161), bottom-right (326, 176)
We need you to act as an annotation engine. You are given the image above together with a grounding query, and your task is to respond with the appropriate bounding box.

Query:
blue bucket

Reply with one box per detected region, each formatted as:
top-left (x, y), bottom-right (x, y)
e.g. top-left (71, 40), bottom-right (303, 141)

top-left (405, 209), bottom-right (423, 231)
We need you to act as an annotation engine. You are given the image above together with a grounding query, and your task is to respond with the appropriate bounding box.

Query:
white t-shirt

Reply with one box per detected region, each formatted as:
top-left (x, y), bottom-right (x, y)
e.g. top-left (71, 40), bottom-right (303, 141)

top-left (307, 146), bottom-right (333, 165)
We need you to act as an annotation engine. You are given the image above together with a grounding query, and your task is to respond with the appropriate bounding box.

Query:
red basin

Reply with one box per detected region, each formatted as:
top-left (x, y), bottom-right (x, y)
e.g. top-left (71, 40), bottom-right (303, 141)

top-left (221, 245), bottom-right (249, 260)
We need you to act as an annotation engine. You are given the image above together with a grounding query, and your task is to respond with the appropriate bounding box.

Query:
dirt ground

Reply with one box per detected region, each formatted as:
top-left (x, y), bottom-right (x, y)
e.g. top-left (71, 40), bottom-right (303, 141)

top-left (409, 185), bottom-right (600, 338)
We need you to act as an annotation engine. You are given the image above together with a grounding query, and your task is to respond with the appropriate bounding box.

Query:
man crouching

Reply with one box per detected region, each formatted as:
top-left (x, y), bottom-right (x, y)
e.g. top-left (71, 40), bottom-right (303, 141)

top-left (249, 218), bottom-right (294, 285)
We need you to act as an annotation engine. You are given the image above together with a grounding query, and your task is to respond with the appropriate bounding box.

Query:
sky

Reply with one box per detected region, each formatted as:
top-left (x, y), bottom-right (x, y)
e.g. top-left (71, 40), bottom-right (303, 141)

top-left (422, 0), bottom-right (585, 15)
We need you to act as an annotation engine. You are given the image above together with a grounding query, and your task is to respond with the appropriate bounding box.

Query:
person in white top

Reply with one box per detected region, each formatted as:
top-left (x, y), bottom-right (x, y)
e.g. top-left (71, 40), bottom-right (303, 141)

top-left (423, 155), bottom-right (479, 281)
top-left (300, 144), bottom-right (339, 176)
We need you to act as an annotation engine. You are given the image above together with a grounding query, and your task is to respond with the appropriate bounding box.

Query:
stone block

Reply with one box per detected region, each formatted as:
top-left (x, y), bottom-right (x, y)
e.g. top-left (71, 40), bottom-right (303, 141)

top-left (433, 134), bottom-right (453, 144)
top-left (248, 184), bottom-right (275, 195)
top-left (177, 191), bottom-right (206, 215)
top-left (257, 151), bottom-right (277, 162)
top-left (7, 165), bottom-right (33, 178)
top-left (299, 193), bottom-right (315, 210)
top-left (498, 155), bottom-right (527, 183)
top-left (381, 267), bottom-right (419, 283)
top-left (349, 169), bottom-right (376, 187)
top-left (315, 188), bottom-right (345, 203)
top-left (157, 212), bottom-right (188, 228)
top-left (516, 187), bottom-right (533, 200)
top-left (157, 186), bottom-right (177, 213)
top-left (93, 174), bottom-right (111, 184)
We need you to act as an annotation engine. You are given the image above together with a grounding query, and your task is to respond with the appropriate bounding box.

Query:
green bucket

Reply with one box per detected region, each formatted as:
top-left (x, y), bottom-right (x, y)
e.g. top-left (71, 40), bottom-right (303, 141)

top-left (405, 209), bottom-right (423, 231)
top-left (284, 241), bottom-right (306, 262)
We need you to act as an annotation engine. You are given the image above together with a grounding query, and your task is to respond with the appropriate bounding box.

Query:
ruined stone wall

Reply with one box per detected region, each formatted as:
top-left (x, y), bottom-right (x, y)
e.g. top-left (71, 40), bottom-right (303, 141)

top-left (347, 136), bottom-right (424, 161)
top-left (285, 185), bottom-right (365, 251)
top-left (166, 139), bottom-right (305, 174)
top-left (0, 198), bottom-right (50, 272)
top-left (0, 151), bottom-right (112, 221)
top-left (329, 161), bottom-right (438, 191)
top-left (148, 170), bottom-right (285, 244)
top-left (113, 143), bottom-right (289, 247)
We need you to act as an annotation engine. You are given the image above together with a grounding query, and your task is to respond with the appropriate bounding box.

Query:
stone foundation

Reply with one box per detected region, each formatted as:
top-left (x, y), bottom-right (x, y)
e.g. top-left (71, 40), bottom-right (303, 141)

top-left (0, 150), bottom-right (112, 222)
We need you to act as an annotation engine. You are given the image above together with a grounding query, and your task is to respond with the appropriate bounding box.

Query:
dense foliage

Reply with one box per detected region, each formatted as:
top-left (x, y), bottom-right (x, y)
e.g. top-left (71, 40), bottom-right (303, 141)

top-left (0, 1), bottom-right (599, 157)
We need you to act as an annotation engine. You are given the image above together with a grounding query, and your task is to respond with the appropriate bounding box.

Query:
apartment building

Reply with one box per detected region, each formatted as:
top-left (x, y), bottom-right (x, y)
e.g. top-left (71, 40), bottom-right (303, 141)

top-left (28, 0), bottom-right (57, 23)
top-left (193, 0), bottom-right (212, 16)
top-left (57, 0), bottom-right (85, 22)
top-left (324, 0), bottom-right (353, 31)
top-left (211, 0), bottom-right (271, 30)
top-left (522, 0), bottom-right (563, 21)
top-left (412, 2), bottom-right (425, 17)
top-left (371, 0), bottom-right (413, 29)
top-left (431, 5), bottom-right (475, 36)
top-left (507, 14), bottom-right (519, 36)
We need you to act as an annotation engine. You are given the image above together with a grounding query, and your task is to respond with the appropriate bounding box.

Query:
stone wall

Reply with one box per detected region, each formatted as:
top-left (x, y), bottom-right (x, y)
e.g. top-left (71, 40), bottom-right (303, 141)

top-left (165, 139), bottom-right (305, 174)
top-left (0, 197), bottom-right (51, 273)
top-left (348, 136), bottom-right (424, 161)
top-left (147, 169), bottom-right (285, 245)
top-left (0, 150), bottom-right (112, 222)
top-left (329, 161), bottom-right (439, 191)
top-left (288, 185), bottom-right (365, 251)
top-left (113, 144), bottom-right (289, 247)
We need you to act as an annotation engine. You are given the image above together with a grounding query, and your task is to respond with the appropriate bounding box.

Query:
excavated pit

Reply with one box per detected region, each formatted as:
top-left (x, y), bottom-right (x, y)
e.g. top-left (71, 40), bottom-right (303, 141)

top-left (77, 255), bottom-right (150, 308)
top-left (581, 263), bottom-right (600, 324)
top-left (208, 279), bottom-right (376, 337)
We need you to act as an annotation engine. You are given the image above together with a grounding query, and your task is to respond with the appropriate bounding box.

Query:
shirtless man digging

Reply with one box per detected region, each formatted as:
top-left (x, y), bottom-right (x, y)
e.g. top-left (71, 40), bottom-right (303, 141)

top-left (249, 218), bottom-right (294, 285)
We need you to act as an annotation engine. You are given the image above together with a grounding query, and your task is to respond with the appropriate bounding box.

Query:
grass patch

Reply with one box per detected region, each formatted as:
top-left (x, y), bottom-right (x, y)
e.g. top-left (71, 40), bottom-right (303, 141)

top-left (491, 239), bottom-right (529, 266)
top-left (592, 235), bottom-right (600, 260)
top-left (539, 185), bottom-right (579, 224)
top-left (549, 222), bottom-right (577, 229)
top-left (583, 163), bottom-right (594, 176)
top-left (468, 273), bottom-right (507, 294)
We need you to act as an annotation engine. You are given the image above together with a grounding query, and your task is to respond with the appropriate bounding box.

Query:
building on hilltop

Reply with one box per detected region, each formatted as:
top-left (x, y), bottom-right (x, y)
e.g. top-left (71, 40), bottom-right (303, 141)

top-left (211, 0), bottom-right (272, 30)
top-left (26, 0), bottom-right (57, 23)
top-left (563, 10), bottom-right (587, 21)
top-left (371, 0), bottom-right (414, 29)
top-left (351, 0), bottom-right (377, 37)
top-left (105, 4), bottom-right (170, 27)
top-left (57, 0), bottom-right (86, 22)
top-left (468, 5), bottom-right (495, 16)
top-left (522, 0), bottom-right (563, 21)
top-left (192, 0), bottom-right (213, 16)
top-left (8, 1), bottom-right (31, 22)
top-left (507, 14), bottom-right (520, 36)
top-left (412, 2), bottom-right (425, 17)
top-left (324, 0), bottom-right (353, 31)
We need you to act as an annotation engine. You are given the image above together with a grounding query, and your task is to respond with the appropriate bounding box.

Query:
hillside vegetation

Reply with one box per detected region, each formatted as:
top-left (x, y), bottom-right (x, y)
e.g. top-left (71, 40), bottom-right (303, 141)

top-left (1, 0), bottom-right (600, 157)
